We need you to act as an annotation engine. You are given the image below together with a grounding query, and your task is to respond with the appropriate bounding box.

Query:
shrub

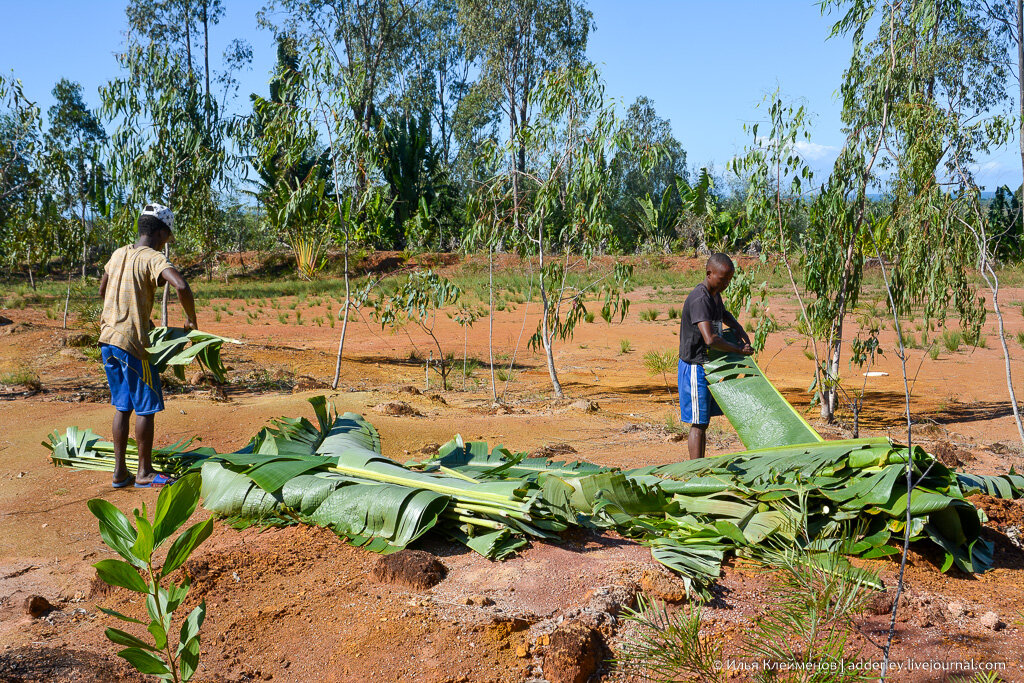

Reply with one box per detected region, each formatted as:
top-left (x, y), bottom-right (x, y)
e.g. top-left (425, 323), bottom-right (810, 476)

top-left (929, 346), bottom-right (941, 361)
top-left (585, 311), bottom-right (595, 323)
top-left (667, 307), bottom-right (680, 320)
top-left (941, 329), bottom-right (962, 353)
top-left (640, 309), bottom-right (659, 322)
top-left (620, 338), bottom-right (632, 354)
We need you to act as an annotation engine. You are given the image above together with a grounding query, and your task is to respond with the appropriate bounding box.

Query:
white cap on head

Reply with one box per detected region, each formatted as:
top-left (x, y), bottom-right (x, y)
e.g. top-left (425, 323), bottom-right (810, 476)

top-left (141, 203), bottom-right (174, 231)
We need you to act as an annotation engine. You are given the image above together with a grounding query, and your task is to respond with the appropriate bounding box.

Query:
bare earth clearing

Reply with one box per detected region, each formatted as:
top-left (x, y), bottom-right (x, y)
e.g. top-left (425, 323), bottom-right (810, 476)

top-left (1, 255), bottom-right (1023, 682)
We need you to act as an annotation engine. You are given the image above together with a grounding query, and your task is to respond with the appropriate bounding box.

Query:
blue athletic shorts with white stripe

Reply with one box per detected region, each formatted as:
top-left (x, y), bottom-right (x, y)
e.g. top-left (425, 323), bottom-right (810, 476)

top-left (678, 359), bottom-right (722, 426)
top-left (101, 343), bottom-right (164, 416)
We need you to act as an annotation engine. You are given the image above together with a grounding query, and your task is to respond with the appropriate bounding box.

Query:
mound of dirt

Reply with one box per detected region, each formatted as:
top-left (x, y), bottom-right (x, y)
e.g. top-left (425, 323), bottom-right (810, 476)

top-left (969, 494), bottom-right (1024, 528)
top-left (372, 550), bottom-right (447, 590)
top-left (373, 400), bottom-right (422, 417)
top-left (530, 443), bottom-right (578, 459)
top-left (931, 441), bottom-right (975, 467)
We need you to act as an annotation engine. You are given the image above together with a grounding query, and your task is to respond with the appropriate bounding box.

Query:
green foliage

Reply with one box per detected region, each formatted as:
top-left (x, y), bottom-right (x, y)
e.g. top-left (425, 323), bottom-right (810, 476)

top-left (373, 269), bottom-right (461, 386)
top-left (617, 542), bottom-right (877, 683)
top-left (643, 349), bottom-right (677, 395)
top-left (88, 473), bottom-right (213, 683)
top-left (619, 338), bottom-right (632, 354)
top-left (722, 265), bottom-right (777, 353)
top-left (741, 544), bottom-right (878, 682)
top-left (666, 306), bottom-right (680, 320)
top-left (615, 598), bottom-right (723, 682)
top-left (0, 367), bottom-right (41, 390)
top-left (639, 308), bottom-right (659, 321)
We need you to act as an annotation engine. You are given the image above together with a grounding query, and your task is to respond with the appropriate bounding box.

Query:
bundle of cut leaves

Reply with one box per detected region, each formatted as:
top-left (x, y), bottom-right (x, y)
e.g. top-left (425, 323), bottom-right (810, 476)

top-left (47, 396), bottom-right (1022, 599)
top-left (45, 427), bottom-right (215, 478)
top-left (147, 327), bottom-right (240, 383)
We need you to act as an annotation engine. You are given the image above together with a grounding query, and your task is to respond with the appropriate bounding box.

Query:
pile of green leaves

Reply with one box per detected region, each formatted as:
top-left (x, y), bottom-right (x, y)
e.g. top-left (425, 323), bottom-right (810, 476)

top-left (51, 397), bottom-right (1022, 600)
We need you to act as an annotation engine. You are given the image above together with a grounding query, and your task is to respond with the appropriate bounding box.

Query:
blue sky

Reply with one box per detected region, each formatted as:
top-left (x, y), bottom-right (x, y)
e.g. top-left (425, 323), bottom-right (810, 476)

top-left (3, 0), bottom-right (1020, 190)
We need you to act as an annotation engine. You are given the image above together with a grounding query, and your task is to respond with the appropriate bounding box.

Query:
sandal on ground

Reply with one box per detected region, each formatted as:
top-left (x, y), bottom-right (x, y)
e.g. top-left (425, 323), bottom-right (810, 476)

top-left (112, 476), bottom-right (135, 489)
top-left (134, 474), bottom-right (175, 488)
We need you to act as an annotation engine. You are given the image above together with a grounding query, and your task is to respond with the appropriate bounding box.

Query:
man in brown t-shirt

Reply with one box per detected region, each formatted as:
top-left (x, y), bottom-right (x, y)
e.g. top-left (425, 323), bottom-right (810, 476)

top-left (98, 204), bottom-right (197, 487)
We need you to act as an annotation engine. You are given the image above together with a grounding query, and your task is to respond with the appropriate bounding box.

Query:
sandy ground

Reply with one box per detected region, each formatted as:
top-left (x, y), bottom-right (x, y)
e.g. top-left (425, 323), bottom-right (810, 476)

top-left (1, 255), bottom-right (1023, 682)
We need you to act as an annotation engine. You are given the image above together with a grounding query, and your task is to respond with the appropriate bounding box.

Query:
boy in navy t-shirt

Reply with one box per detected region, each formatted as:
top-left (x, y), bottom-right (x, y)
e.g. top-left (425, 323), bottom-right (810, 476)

top-left (678, 253), bottom-right (754, 459)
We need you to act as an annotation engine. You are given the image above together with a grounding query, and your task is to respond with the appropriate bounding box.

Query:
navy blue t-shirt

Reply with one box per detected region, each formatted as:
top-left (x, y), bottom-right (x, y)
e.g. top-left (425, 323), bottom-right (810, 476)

top-left (679, 282), bottom-right (724, 364)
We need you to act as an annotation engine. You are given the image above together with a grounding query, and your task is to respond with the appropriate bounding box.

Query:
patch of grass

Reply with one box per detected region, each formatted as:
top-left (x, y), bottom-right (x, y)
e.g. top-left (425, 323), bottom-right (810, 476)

top-left (963, 328), bottom-right (986, 349)
top-left (0, 368), bottom-right (41, 390)
top-left (295, 310), bottom-right (303, 325)
top-left (664, 414), bottom-right (687, 436)
top-left (929, 346), bottom-right (941, 361)
top-left (620, 338), bottom-right (632, 354)
top-left (585, 311), bottom-right (595, 323)
top-left (639, 308), bottom-right (659, 322)
top-left (277, 312), bottom-right (288, 325)
top-left (666, 306), bottom-right (680, 320)
top-left (495, 367), bottom-right (518, 383)
top-left (941, 329), bottom-right (962, 353)
top-left (1016, 331), bottom-right (1024, 348)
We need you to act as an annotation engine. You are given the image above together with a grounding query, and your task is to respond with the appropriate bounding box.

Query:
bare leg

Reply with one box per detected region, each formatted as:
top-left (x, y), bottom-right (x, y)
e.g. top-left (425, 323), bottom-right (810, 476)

top-left (135, 413), bottom-right (156, 484)
top-left (687, 423), bottom-right (707, 461)
top-left (111, 409), bottom-right (132, 484)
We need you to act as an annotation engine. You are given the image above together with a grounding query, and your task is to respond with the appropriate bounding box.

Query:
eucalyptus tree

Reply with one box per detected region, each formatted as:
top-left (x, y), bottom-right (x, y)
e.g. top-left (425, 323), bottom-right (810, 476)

top-left (258, 0), bottom-right (420, 194)
top-left (973, 0), bottom-right (1024, 229)
top-left (458, 0), bottom-right (592, 224)
top-left (821, 2), bottom-right (1010, 675)
top-left (43, 79), bottom-right (107, 279)
top-left (0, 74), bottom-right (44, 282)
top-left (608, 96), bottom-right (688, 251)
top-left (785, 0), bottom-right (1001, 425)
top-left (104, 0), bottom-right (247, 315)
top-left (477, 65), bottom-right (635, 398)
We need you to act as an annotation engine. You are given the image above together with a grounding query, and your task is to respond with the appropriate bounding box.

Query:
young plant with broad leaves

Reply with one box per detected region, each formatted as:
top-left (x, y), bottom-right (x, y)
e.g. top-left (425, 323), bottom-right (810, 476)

top-left (88, 473), bottom-right (213, 683)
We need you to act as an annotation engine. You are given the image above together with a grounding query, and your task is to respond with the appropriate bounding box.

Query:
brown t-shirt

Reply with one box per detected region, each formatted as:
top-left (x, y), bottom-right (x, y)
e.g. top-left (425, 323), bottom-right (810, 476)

top-left (99, 245), bottom-right (173, 361)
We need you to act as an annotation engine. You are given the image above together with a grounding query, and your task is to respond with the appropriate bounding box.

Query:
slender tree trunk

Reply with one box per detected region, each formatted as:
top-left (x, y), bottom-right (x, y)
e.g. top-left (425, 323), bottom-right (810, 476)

top-left (80, 199), bottom-right (88, 280)
top-left (332, 242), bottom-right (351, 390)
top-left (1017, 0), bottom-right (1024, 229)
top-left (988, 267), bottom-right (1024, 445)
top-left (63, 271), bottom-right (71, 329)
top-left (488, 247), bottom-right (497, 403)
top-left (537, 221), bottom-right (563, 398)
top-left (202, 1), bottom-right (211, 103)
top-left (821, 228), bottom-right (860, 420)
top-left (161, 243), bottom-right (170, 327)
top-left (26, 247), bottom-right (34, 290)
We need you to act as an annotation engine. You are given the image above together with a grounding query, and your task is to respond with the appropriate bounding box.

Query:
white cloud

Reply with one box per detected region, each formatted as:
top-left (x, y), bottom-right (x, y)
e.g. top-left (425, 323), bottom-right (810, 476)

top-left (793, 141), bottom-right (839, 162)
top-left (749, 136), bottom-right (838, 162)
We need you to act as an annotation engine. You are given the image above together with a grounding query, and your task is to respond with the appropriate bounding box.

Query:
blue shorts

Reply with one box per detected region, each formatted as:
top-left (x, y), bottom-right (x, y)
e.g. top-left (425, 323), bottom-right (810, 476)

top-left (678, 359), bottom-right (722, 426)
top-left (101, 344), bottom-right (164, 416)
